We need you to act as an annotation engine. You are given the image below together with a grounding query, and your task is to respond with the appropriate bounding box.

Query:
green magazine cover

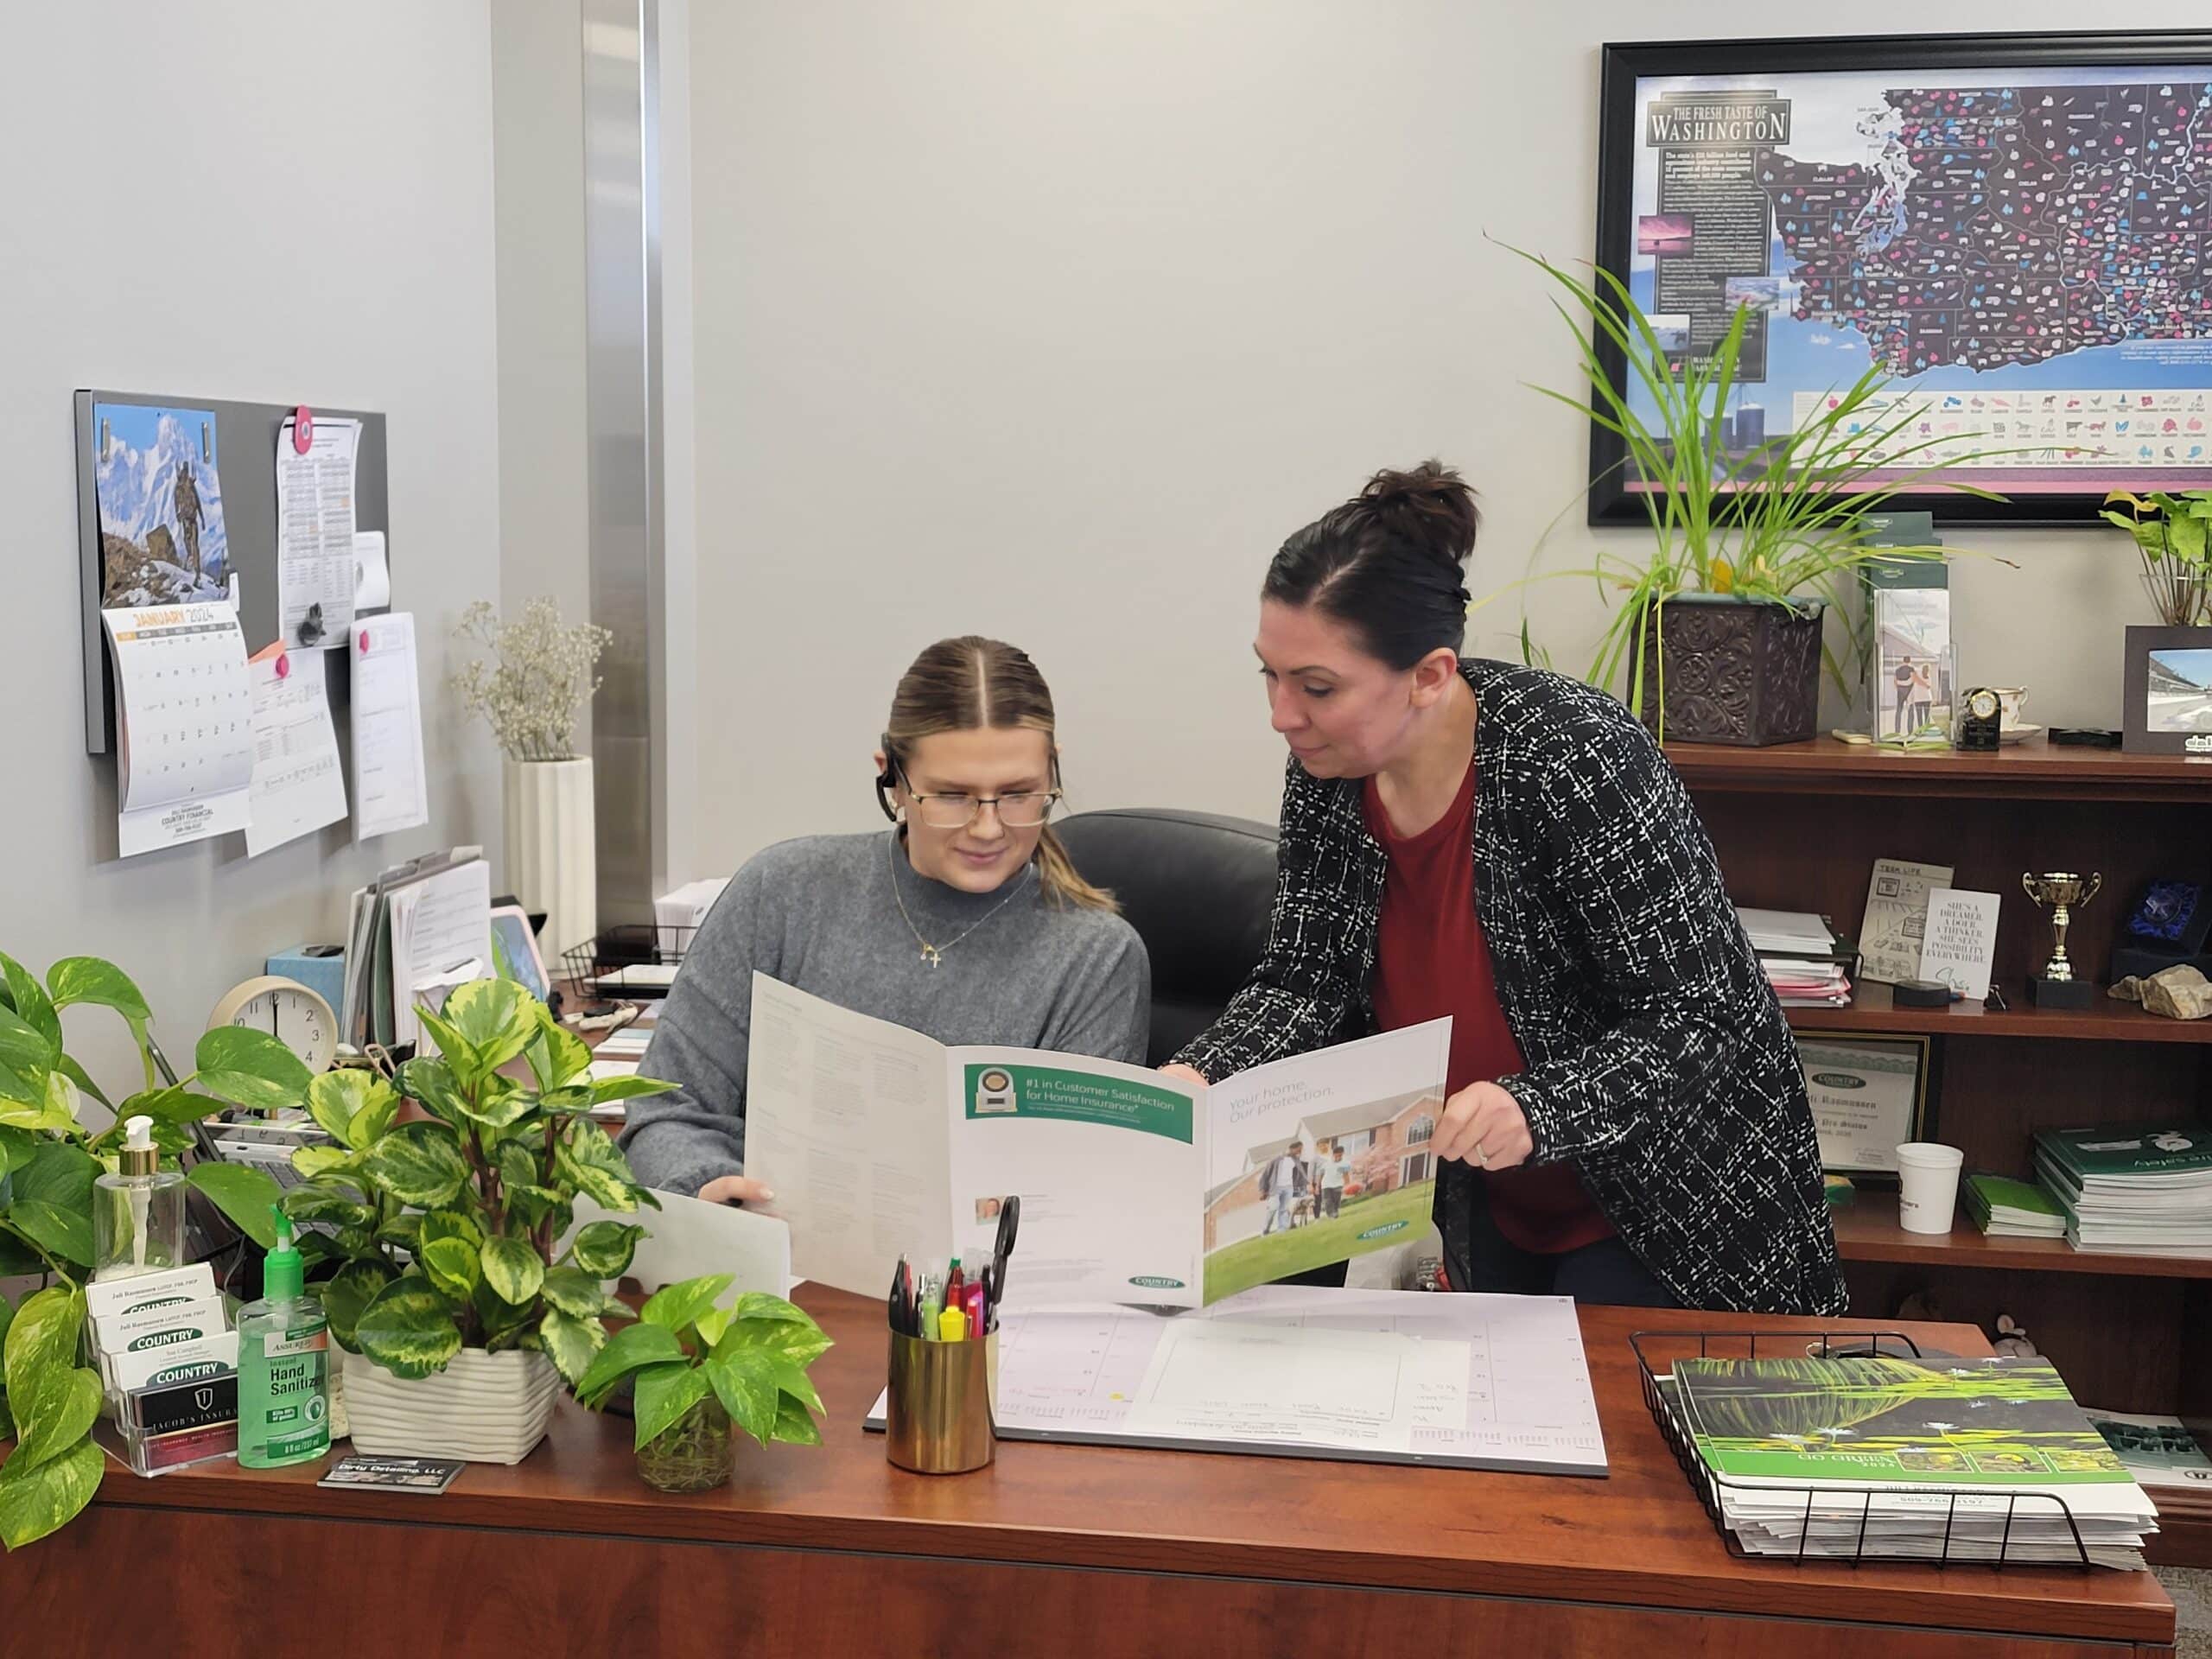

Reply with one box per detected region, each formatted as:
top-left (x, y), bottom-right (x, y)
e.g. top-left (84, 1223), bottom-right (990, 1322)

top-left (1675, 1356), bottom-right (2133, 1486)
top-left (2036, 1123), bottom-right (2212, 1180)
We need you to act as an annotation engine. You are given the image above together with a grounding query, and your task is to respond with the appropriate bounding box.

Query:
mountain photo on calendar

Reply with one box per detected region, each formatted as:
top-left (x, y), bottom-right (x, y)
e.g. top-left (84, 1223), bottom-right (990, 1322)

top-left (94, 402), bottom-right (231, 607)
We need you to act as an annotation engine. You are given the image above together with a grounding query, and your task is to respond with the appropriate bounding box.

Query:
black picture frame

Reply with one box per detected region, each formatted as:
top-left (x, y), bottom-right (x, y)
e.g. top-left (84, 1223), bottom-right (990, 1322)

top-left (1592, 31), bottom-right (2212, 528)
top-left (2122, 623), bottom-right (2212, 753)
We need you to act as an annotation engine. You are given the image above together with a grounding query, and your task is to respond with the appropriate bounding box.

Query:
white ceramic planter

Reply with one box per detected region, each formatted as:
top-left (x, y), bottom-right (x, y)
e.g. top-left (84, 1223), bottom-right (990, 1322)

top-left (341, 1347), bottom-right (560, 1465)
top-left (504, 756), bottom-right (597, 964)
top-left (326, 1355), bottom-right (350, 1440)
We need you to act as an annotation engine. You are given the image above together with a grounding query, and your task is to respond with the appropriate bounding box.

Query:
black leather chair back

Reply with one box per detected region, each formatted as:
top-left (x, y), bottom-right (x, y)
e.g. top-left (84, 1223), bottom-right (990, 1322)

top-left (1055, 808), bottom-right (1279, 1066)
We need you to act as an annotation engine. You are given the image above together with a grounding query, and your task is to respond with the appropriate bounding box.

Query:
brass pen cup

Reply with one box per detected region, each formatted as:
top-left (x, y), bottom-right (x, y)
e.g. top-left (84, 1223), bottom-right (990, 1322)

top-left (885, 1330), bottom-right (998, 1474)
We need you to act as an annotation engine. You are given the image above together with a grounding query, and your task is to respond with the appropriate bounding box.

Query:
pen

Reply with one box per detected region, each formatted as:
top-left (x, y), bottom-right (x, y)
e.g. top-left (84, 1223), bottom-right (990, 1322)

top-left (963, 1281), bottom-right (984, 1341)
top-left (991, 1194), bottom-right (1020, 1307)
top-left (919, 1273), bottom-right (944, 1340)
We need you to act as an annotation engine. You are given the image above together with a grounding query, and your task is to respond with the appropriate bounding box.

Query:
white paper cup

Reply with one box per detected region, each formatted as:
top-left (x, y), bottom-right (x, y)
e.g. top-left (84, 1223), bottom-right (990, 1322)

top-left (1894, 1141), bottom-right (1965, 1235)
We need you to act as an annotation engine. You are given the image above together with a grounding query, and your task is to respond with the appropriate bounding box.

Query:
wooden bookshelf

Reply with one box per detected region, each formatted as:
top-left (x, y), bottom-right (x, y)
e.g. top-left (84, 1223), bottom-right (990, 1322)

top-left (1678, 735), bottom-right (2212, 1566)
top-left (1833, 1192), bottom-right (2212, 1281)
top-left (1786, 981), bottom-right (2212, 1044)
top-left (1666, 733), bottom-right (2212, 802)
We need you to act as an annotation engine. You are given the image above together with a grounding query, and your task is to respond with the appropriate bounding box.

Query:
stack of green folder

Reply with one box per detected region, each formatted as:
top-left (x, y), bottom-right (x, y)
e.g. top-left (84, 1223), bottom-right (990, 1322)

top-left (1963, 1172), bottom-right (2066, 1238)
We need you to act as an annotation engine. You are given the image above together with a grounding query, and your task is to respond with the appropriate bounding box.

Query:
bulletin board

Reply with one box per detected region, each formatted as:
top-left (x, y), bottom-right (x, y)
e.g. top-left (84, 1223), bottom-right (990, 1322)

top-left (75, 390), bottom-right (391, 754)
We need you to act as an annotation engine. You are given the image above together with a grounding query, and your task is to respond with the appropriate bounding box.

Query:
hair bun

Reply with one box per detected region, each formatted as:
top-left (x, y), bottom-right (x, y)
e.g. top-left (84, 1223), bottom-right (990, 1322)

top-left (1358, 460), bottom-right (1479, 570)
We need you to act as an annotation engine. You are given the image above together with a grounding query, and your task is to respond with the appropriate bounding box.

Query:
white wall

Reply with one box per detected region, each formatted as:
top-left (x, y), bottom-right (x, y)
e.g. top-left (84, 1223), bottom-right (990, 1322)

top-left (684, 2), bottom-right (2210, 874)
top-left (3, 3), bottom-right (505, 1095)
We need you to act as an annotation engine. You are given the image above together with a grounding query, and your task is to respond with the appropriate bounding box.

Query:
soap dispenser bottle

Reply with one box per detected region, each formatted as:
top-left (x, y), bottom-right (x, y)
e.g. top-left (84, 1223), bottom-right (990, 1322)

top-left (238, 1210), bottom-right (332, 1469)
top-left (91, 1114), bottom-right (186, 1280)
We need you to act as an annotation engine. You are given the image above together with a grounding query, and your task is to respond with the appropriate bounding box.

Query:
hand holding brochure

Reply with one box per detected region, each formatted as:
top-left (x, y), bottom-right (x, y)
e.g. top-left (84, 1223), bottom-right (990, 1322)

top-left (744, 974), bottom-right (1451, 1306)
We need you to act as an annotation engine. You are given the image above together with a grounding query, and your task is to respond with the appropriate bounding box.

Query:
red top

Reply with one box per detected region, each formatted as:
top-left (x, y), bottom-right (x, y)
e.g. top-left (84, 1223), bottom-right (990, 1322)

top-left (1362, 761), bottom-right (1613, 1255)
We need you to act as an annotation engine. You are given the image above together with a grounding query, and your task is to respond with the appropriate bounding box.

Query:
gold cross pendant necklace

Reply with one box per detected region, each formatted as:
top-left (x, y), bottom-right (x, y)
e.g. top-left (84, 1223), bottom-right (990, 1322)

top-left (889, 830), bottom-right (1032, 967)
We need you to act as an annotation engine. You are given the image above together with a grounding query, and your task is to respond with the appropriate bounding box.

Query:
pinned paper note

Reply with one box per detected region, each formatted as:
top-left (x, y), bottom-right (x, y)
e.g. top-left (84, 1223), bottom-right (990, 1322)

top-left (102, 602), bottom-right (255, 857)
top-left (354, 530), bottom-right (391, 611)
top-left (244, 645), bottom-right (347, 857)
top-left (350, 612), bottom-right (429, 840)
top-left (277, 413), bottom-right (360, 648)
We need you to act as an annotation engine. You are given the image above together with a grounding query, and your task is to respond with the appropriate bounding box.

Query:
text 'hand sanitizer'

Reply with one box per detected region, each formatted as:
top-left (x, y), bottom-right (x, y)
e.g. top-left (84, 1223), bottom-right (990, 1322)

top-left (238, 1209), bottom-right (331, 1469)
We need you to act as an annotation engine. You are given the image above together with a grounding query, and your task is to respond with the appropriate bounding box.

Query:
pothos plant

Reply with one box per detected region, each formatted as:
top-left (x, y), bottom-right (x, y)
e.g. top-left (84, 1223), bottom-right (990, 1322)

top-left (0, 952), bottom-right (302, 1550)
top-left (575, 1273), bottom-right (830, 1478)
top-left (280, 978), bottom-right (671, 1387)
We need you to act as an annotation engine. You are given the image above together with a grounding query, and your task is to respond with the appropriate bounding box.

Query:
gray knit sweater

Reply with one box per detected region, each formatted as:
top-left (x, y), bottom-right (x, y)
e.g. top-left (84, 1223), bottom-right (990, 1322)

top-left (619, 830), bottom-right (1152, 1198)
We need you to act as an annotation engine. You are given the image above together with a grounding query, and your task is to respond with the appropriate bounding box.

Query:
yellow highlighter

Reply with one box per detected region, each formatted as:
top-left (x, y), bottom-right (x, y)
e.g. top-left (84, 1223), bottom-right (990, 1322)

top-left (936, 1305), bottom-right (967, 1342)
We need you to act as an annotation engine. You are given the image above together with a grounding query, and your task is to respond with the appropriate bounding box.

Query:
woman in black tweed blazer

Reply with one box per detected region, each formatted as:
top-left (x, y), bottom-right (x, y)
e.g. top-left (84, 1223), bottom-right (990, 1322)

top-left (1167, 463), bottom-right (1844, 1315)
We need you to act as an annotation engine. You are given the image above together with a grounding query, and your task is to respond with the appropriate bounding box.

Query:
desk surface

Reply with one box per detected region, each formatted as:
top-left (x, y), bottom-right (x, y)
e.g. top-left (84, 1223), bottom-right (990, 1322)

top-left (78, 1287), bottom-right (2173, 1648)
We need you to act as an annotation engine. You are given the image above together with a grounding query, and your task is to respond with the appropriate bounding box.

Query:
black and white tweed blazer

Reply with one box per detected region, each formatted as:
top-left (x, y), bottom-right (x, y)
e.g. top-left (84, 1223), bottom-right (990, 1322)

top-left (1177, 658), bottom-right (1847, 1316)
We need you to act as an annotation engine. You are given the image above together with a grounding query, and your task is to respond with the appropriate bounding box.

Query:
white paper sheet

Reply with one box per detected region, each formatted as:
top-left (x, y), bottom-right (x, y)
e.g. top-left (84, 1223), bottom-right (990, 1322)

top-left (569, 1190), bottom-right (793, 1299)
top-left (101, 602), bottom-right (255, 857)
top-left (387, 859), bottom-right (492, 1050)
top-left (351, 612), bottom-right (429, 839)
top-left (276, 416), bottom-right (360, 648)
top-left (744, 974), bottom-right (955, 1296)
top-left (244, 649), bottom-right (347, 856)
top-left (1125, 1318), bottom-right (1464, 1455)
top-left (353, 530), bottom-right (391, 610)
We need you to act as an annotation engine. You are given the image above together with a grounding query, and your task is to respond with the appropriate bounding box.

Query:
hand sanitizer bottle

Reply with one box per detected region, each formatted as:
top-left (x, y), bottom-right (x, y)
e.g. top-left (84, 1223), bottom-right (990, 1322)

top-left (238, 1210), bottom-right (331, 1469)
top-left (92, 1115), bottom-right (186, 1280)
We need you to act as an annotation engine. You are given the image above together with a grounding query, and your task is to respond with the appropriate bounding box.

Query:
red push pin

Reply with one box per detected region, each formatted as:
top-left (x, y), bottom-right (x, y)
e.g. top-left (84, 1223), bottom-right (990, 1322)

top-left (275, 652), bottom-right (290, 680)
top-left (358, 628), bottom-right (371, 653)
top-left (293, 406), bottom-right (315, 454)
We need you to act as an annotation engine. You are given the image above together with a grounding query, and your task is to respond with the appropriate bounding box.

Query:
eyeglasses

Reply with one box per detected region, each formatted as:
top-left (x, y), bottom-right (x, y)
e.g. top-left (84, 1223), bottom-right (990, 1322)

top-left (905, 786), bottom-right (1062, 830)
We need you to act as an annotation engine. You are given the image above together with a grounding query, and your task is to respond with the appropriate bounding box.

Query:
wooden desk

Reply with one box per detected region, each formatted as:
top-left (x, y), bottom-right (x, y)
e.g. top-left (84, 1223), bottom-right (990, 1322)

top-left (4, 1291), bottom-right (2175, 1656)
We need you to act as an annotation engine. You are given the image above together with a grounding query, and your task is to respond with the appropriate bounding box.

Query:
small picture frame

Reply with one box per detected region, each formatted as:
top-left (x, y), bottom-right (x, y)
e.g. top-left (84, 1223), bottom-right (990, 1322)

top-left (2122, 626), bottom-right (2212, 755)
top-left (1797, 1034), bottom-right (1934, 1174)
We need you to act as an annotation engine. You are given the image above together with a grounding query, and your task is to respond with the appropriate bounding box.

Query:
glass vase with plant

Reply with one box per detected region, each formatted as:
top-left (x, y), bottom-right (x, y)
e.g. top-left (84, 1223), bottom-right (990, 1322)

top-left (0, 951), bottom-right (304, 1548)
top-left (1498, 245), bottom-right (2010, 735)
top-left (2101, 490), bottom-right (2212, 626)
top-left (575, 1272), bottom-right (831, 1495)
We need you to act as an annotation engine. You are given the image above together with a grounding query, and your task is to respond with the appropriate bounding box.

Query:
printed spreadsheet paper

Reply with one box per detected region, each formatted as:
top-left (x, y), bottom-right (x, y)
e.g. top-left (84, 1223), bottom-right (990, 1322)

top-left (868, 1284), bottom-right (1606, 1474)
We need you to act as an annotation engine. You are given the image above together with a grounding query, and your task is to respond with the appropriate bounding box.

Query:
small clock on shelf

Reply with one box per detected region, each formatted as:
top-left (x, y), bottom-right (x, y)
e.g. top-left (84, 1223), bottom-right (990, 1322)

top-left (207, 975), bottom-right (339, 1072)
top-left (1957, 686), bottom-right (2003, 753)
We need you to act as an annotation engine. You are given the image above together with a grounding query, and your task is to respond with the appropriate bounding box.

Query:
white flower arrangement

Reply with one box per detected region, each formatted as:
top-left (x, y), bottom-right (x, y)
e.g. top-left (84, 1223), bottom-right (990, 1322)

top-left (450, 597), bottom-right (612, 763)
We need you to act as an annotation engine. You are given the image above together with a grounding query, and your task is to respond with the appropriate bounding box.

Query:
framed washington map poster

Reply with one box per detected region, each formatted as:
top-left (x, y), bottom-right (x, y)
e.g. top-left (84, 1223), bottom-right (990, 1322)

top-left (1592, 32), bottom-right (2212, 525)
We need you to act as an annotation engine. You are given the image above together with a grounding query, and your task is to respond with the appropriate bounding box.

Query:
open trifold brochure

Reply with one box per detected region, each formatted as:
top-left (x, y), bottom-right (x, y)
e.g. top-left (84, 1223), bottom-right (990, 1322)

top-left (747, 975), bottom-right (1452, 1309)
top-left (1655, 1353), bottom-right (2158, 1567)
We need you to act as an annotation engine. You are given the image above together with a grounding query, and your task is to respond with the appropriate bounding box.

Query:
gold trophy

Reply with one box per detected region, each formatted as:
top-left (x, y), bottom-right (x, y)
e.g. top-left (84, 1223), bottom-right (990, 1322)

top-left (2021, 871), bottom-right (2102, 1009)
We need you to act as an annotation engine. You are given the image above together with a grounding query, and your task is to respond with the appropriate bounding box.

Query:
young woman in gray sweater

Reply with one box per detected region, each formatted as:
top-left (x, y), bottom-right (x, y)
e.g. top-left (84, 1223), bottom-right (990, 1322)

top-left (620, 636), bottom-right (1152, 1203)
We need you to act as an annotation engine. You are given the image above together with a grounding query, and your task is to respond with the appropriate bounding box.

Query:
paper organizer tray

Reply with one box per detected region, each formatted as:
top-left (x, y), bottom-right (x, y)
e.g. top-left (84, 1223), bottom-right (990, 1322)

top-left (1633, 1329), bottom-right (2100, 1571)
top-left (562, 923), bottom-right (698, 1000)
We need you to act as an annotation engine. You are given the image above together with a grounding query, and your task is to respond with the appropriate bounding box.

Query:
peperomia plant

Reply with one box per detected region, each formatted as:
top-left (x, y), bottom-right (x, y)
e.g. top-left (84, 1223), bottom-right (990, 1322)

top-left (575, 1273), bottom-right (830, 1491)
top-left (0, 951), bottom-right (303, 1549)
top-left (283, 978), bottom-right (671, 1387)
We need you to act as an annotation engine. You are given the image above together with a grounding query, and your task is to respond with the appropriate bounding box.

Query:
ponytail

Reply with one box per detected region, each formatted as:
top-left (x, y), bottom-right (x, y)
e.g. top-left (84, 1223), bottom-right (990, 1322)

top-left (1033, 823), bottom-right (1116, 912)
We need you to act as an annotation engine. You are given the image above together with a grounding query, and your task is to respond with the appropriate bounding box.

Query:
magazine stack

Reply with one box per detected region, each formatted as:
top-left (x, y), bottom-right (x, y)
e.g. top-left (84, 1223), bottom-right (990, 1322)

top-left (2034, 1123), bottom-right (2212, 1257)
top-left (1656, 1353), bottom-right (2158, 1567)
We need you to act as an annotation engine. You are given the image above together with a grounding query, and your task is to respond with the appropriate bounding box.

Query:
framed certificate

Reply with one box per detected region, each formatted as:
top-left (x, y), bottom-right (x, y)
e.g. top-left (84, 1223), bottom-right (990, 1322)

top-left (1593, 32), bottom-right (2212, 526)
top-left (1797, 1034), bottom-right (1933, 1173)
